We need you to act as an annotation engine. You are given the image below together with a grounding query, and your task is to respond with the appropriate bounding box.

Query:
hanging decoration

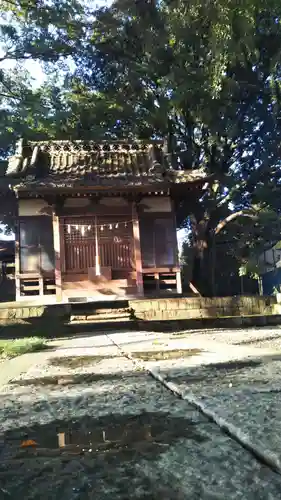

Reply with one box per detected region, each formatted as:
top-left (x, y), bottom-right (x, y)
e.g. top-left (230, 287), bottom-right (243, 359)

top-left (64, 219), bottom-right (133, 236)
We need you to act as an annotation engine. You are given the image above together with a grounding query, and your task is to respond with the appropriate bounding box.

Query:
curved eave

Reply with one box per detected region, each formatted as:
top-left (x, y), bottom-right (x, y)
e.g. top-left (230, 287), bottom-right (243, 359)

top-left (9, 170), bottom-right (213, 198)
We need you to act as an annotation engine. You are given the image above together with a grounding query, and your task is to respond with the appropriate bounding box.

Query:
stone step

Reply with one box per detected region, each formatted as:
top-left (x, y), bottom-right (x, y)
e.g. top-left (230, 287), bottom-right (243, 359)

top-left (70, 316), bottom-right (132, 324)
top-left (86, 307), bottom-right (131, 315)
top-left (71, 299), bottom-right (129, 311)
top-left (70, 303), bottom-right (132, 324)
top-left (70, 311), bottom-right (131, 322)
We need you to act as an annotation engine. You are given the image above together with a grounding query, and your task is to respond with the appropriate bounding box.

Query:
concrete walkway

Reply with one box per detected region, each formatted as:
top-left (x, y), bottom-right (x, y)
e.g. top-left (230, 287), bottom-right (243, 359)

top-left (1, 326), bottom-right (281, 498)
top-left (109, 327), bottom-right (281, 472)
top-left (0, 350), bottom-right (51, 389)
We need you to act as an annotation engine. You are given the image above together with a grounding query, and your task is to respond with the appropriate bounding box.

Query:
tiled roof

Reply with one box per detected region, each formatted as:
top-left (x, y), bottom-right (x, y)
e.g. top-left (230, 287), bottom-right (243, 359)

top-left (6, 139), bottom-right (209, 191)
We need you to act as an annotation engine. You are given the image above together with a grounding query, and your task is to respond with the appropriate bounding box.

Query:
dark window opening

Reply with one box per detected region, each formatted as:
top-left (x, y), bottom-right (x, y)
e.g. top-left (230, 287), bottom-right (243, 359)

top-left (140, 215), bottom-right (177, 268)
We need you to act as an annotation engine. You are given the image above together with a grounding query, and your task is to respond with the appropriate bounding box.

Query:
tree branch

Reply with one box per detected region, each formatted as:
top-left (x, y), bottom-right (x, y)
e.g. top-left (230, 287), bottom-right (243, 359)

top-left (214, 210), bottom-right (257, 235)
top-left (0, 92), bottom-right (19, 99)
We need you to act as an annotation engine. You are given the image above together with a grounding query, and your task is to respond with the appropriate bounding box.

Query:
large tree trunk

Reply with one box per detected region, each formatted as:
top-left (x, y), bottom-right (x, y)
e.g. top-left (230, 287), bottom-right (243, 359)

top-left (190, 214), bottom-right (212, 296)
top-left (190, 208), bottom-right (256, 296)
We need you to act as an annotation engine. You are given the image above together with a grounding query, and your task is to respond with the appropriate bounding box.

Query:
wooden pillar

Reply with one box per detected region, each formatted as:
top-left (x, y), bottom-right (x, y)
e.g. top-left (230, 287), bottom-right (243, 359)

top-left (171, 197), bottom-right (182, 295)
top-left (52, 211), bottom-right (62, 302)
top-left (132, 201), bottom-right (144, 296)
top-left (15, 220), bottom-right (21, 301)
top-left (57, 432), bottom-right (66, 448)
top-left (59, 218), bottom-right (66, 273)
top-left (95, 215), bottom-right (101, 276)
top-left (176, 271), bottom-right (182, 294)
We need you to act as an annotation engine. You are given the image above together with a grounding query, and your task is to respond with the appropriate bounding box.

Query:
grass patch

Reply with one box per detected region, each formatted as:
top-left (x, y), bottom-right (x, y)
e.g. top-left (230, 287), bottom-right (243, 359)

top-left (0, 337), bottom-right (47, 359)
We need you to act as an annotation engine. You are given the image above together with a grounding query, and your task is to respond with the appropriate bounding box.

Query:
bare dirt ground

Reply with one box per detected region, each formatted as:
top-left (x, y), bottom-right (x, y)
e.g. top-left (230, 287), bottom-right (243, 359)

top-left (1, 326), bottom-right (281, 499)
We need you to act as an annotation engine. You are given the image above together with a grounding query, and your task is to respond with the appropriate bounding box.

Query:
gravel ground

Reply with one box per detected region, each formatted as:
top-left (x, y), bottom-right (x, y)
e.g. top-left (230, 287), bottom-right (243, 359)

top-left (1, 328), bottom-right (281, 498)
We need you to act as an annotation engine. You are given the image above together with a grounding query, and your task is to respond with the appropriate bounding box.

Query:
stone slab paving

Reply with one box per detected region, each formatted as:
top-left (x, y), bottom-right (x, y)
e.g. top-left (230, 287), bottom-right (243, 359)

top-left (111, 328), bottom-right (281, 467)
top-left (0, 331), bottom-right (281, 498)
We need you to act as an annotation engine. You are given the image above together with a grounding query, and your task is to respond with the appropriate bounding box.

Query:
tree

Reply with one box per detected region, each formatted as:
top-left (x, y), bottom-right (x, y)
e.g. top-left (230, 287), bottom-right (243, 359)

top-left (2, 0), bottom-right (281, 293)
top-left (0, 0), bottom-right (91, 155)
top-left (0, 0), bottom-right (86, 65)
top-left (64, 0), bottom-right (281, 293)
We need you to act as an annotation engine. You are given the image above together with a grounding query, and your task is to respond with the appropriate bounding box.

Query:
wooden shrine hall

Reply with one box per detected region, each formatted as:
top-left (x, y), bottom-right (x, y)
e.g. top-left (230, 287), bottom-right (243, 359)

top-left (5, 139), bottom-right (208, 302)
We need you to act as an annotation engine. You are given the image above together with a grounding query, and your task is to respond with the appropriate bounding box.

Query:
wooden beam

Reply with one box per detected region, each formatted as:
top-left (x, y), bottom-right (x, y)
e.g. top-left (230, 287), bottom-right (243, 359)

top-left (52, 211), bottom-right (62, 302)
top-left (142, 267), bottom-right (180, 274)
top-left (132, 202), bottom-right (144, 296)
top-left (59, 205), bottom-right (130, 217)
top-left (17, 272), bottom-right (54, 279)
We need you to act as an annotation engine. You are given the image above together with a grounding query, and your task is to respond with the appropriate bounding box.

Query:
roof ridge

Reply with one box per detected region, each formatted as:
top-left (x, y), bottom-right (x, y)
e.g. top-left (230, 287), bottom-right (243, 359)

top-left (28, 139), bottom-right (164, 145)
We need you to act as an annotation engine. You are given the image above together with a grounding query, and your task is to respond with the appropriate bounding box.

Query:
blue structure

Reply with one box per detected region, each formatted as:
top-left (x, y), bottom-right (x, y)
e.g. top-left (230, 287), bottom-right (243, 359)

top-left (262, 268), bottom-right (281, 295)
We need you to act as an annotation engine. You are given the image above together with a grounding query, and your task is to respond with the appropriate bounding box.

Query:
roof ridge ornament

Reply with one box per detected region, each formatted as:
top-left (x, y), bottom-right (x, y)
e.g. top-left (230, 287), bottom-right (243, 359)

top-left (28, 139), bottom-right (163, 155)
top-left (7, 138), bottom-right (24, 175)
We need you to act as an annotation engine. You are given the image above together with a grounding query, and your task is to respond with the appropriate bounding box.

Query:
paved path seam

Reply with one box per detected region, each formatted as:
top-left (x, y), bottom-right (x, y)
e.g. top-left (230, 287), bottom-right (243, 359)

top-left (107, 332), bottom-right (281, 477)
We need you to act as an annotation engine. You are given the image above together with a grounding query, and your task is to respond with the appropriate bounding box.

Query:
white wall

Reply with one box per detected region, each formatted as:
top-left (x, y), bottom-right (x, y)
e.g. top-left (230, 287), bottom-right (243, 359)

top-left (139, 197), bottom-right (172, 212)
top-left (18, 199), bottom-right (51, 216)
top-left (64, 198), bottom-right (90, 207)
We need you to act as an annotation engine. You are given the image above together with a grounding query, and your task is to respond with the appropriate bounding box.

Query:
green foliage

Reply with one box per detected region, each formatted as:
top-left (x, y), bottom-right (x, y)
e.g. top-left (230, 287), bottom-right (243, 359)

top-left (0, 0), bottom-right (86, 64)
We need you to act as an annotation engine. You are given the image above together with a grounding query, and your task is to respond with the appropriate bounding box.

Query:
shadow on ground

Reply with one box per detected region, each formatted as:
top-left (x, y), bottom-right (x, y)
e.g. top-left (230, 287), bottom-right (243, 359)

top-left (1, 411), bottom-right (204, 499)
top-left (1, 314), bottom-right (280, 342)
top-left (3, 353), bottom-right (281, 497)
top-left (232, 334), bottom-right (281, 346)
top-left (160, 353), bottom-right (281, 390)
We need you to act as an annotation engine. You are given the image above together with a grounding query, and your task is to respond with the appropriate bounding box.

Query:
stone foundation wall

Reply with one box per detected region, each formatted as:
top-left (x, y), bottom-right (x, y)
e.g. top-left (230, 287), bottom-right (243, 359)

top-left (0, 303), bottom-right (70, 321)
top-left (130, 296), bottom-right (278, 321)
top-left (0, 295), bottom-right (280, 323)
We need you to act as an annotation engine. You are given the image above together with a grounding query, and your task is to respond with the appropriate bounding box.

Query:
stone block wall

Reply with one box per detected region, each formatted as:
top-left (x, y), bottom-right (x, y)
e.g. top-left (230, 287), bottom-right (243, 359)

top-left (0, 295), bottom-right (279, 324)
top-left (0, 303), bottom-right (71, 321)
top-left (129, 296), bottom-right (278, 321)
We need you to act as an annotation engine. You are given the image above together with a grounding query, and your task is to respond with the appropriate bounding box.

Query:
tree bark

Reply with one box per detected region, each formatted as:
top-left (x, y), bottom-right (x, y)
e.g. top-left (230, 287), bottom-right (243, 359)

top-left (190, 213), bottom-right (212, 295)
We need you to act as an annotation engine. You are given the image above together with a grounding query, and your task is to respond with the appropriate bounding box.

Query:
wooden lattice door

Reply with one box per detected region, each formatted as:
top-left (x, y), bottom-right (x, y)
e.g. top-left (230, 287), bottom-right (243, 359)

top-left (63, 217), bottom-right (96, 273)
top-left (98, 216), bottom-right (133, 270)
top-left (63, 215), bottom-right (133, 274)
